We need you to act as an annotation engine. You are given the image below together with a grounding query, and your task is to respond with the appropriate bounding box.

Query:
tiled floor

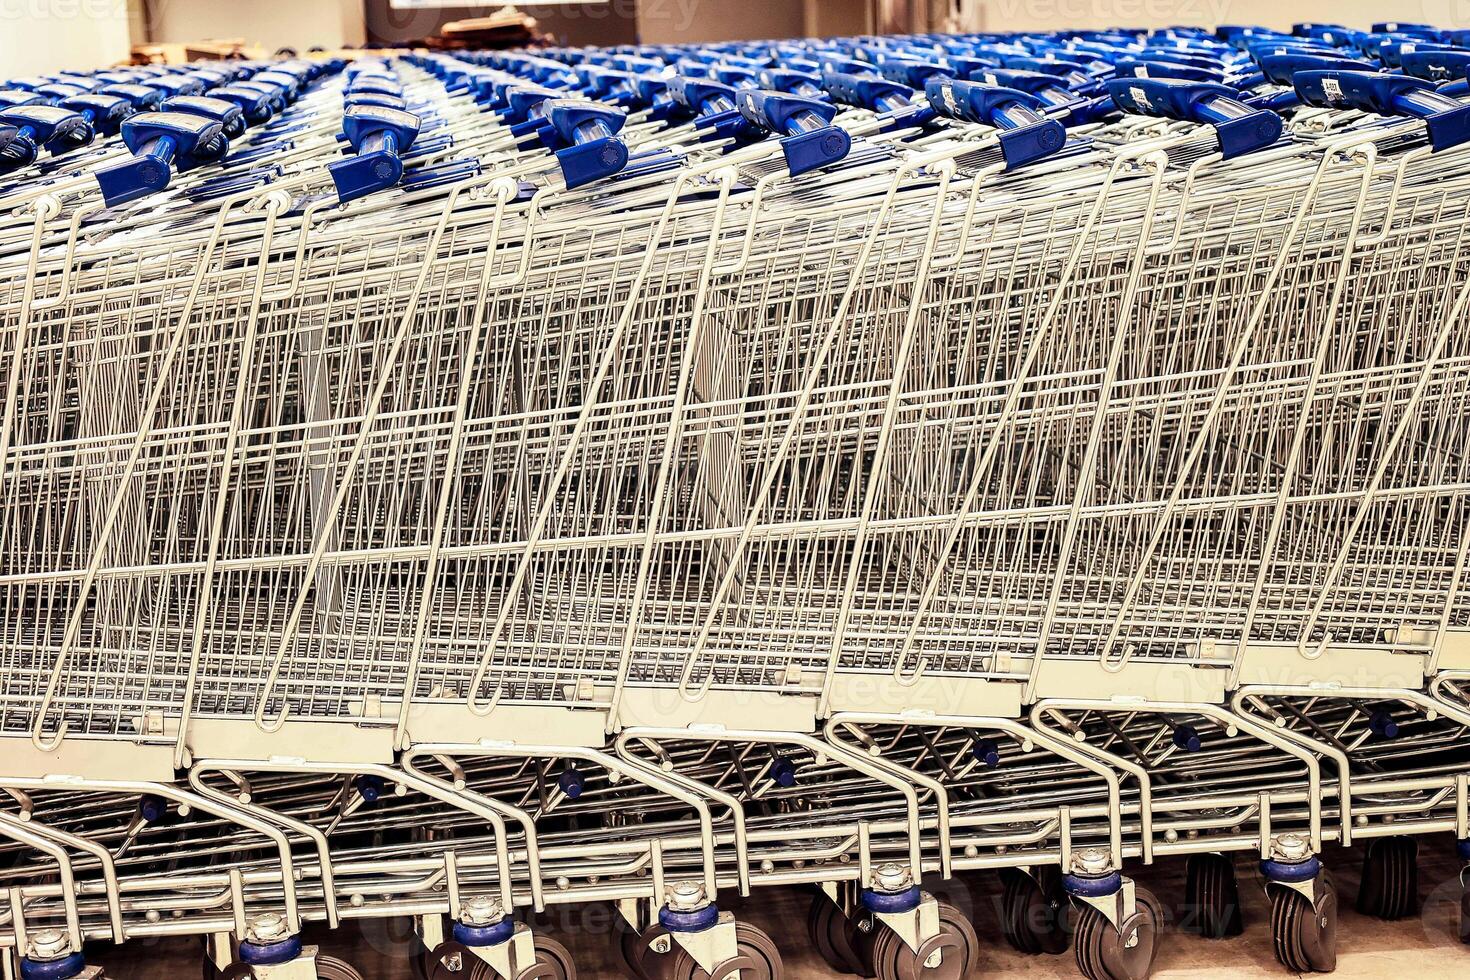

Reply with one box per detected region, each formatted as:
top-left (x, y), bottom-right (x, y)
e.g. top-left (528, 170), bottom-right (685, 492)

top-left (93, 838), bottom-right (1470, 978)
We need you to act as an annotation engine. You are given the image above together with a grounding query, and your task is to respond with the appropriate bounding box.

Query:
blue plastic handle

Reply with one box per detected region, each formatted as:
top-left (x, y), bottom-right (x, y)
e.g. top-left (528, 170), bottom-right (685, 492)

top-left (346, 91), bottom-right (409, 112)
top-left (821, 71), bottom-right (913, 112)
top-left (0, 104), bottom-right (92, 157)
top-left (60, 92), bottom-right (134, 136)
top-left (1399, 48), bottom-right (1470, 83)
top-left (231, 80), bottom-right (286, 114)
top-left (35, 83), bottom-right (88, 105)
top-left (628, 76), bottom-right (683, 121)
top-left (1002, 56), bottom-right (1093, 88)
top-left (945, 55), bottom-right (999, 79)
top-left (878, 58), bottom-right (954, 89)
top-left (254, 70), bottom-right (304, 100)
top-left (1105, 77), bottom-right (1282, 157)
top-left (713, 66), bottom-right (760, 89)
top-left (347, 76), bottom-right (404, 99)
top-left (1372, 22), bottom-right (1441, 39)
top-left (667, 75), bottom-right (740, 116)
top-left (819, 57), bottom-right (878, 77)
top-left (0, 90), bottom-right (45, 109)
top-left (1136, 47), bottom-right (1229, 69)
top-left (1292, 69), bottom-right (1470, 150)
top-left (576, 65), bottom-right (634, 102)
top-left (93, 83), bottom-right (160, 112)
top-left (758, 68), bottom-right (825, 98)
top-left (150, 75), bottom-right (204, 98)
top-left (210, 84), bottom-right (276, 124)
top-left (163, 95), bottom-right (246, 139)
top-left (736, 88), bottom-right (850, 175)
top-left (968, 67), bottom-right (1065, 97)
top-left (5, 76), bottom-right (53, 92)
top-left (541, 99), bottom-right (629, 187)
top-left (329, 104), bottom-right (420, 202)
top-left (1247, 40), bottom-right (1341, 63)
top-left (1113, 59), bottom-right (1225, 84)
top-left (924, 77), bottom-right (1066, 168)
top-left (503, 84), bottom-right (562, 123)
top-left (94, 111), bottom-right (224, 205)
top-left (1258, 53), bottom-right (1376, 87)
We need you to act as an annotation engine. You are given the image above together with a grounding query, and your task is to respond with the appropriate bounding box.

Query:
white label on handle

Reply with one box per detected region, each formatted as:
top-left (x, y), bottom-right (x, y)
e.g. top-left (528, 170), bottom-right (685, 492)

top-left (1130, 85), bottom-right (1151, 110)
top-left (1322, 77), bottom-right (1344, 102)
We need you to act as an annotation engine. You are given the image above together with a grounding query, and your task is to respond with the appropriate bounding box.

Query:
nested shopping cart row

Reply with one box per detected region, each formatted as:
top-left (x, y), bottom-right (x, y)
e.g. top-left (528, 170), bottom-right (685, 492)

top-left (6, 18), bottom-right (1470, 980)
top-left (0, 691), bottom-right (1468, 976)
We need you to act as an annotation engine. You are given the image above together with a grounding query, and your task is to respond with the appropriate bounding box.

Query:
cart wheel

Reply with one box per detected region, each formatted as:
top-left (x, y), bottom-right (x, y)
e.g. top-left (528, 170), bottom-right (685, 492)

top-left (1356, 837), bottom-right (1418, 920)
top-left (613, 917), bottom-right (651, 980)
top-left (316, 955), bottom-right (366, 980)
top-left (1269, 877), bottom-right (1337, 973)
top-left (516, 935), bottom-right (576, 980)
top-left (1073, 886), bottom-right (1161, 980)
top-left (870, 901), bottom-right (977, 980)
top-left (1460, 881), bottom-right (1470, 945)
top-left (1183, 853), bottom-right (1243, 939)
top-left (1000, 867), bottom-right (1071, 955)
top-left (667, 920), bottom-right (782, 980)
top-left (807, 893), bottom-right (871, 976)
top-left (807, 894), bottom-right (850, 973)
top-left (632, 924), bottom-right (678, 980)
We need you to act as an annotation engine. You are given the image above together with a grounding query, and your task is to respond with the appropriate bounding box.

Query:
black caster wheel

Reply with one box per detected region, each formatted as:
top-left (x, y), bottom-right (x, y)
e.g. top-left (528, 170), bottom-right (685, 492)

top-left (1460, 881), bottom-right (1470, 946)
top-left (613, 916), bottom-right (651, 980)
top-left (1183, 853), bottom-right (1243, 939)
top-left (517, 935), bottom-right (576, 980)
top-left (806, 893), bottom-right (872, 976)
top-left (315, 957), bottom-right (366, 980)
top-left (1000, 866), bottom-right (1071, 955)
top-left (667, 920), bottom-right (782, 980)
top-left (1356, 837), bottom-right (1418, 920)
top-left (404, 920), bottom-right (439, 980)
top-left (1073, 886), bottom-right (1161, 980)
top-left (423, 935), bottom-right (575, 980)
top-left (624, 924), bottom-right (675, 980)
top-left (870, 901), bottom-right (978, 980)
top-left (1269, 875), bottom-right (1337, 973)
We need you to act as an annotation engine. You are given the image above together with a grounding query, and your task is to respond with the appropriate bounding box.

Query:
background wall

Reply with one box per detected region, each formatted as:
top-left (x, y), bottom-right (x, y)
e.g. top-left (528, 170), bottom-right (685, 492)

top-left (2, 0), bottom-right (132, 76)
top-left (143, 0), bottom-right (366, 53)
top-left (955, 0), bottom-right (1468, 34)
top-left (636, 0), bottom-right (802, 44)
top-left (363, 2), bottom-right (637, 48)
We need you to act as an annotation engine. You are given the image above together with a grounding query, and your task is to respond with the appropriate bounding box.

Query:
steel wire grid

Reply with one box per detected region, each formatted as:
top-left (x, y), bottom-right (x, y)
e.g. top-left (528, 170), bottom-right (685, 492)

top-left (6, 107), bottom-right (1470, 743)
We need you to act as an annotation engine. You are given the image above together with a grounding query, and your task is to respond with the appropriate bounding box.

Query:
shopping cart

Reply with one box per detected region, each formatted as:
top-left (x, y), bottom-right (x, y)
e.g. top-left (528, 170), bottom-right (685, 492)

top-left (5, 21), bottom-right (1470, 980)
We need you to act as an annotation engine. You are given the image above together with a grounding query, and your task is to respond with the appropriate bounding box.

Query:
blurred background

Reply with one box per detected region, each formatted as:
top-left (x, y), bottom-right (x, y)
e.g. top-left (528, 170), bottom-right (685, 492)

top-left (5, 0), bottom-right (1469, 112)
